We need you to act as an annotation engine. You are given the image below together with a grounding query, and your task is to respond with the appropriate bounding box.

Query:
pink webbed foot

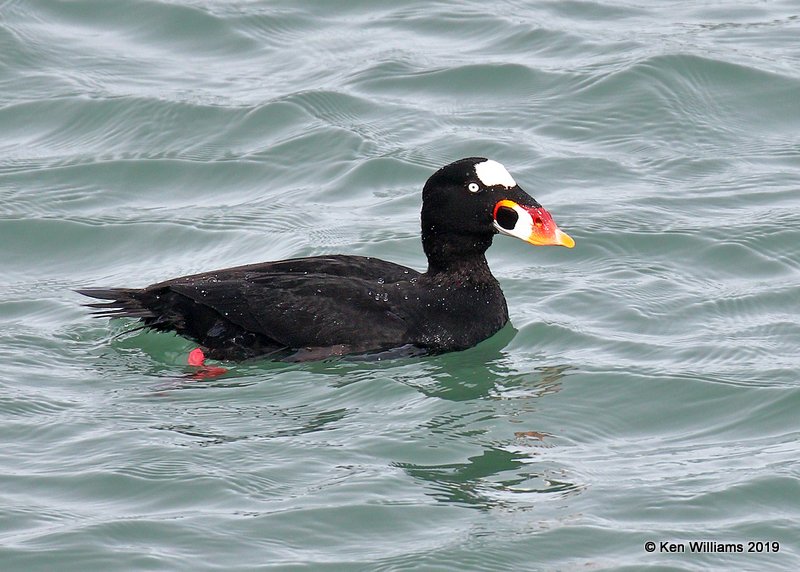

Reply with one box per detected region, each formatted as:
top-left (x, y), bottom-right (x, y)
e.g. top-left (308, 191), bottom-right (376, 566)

top-left (187, 348), bottom-right (228, 379)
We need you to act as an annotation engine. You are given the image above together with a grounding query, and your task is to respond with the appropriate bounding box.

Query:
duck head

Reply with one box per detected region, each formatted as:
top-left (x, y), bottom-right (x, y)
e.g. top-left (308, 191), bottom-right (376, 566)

top-left (421, 157), bottom-right (574, 270)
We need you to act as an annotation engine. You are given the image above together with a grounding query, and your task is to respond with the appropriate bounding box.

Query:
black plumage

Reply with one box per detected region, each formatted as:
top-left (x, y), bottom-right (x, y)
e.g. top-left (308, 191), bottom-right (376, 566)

top-left (78, 158), bottom-right (574, 361)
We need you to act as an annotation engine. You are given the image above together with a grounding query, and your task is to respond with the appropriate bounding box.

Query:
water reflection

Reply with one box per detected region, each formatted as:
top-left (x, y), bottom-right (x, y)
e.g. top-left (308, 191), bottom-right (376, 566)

top-left (393, 356), bottom-right (582, 510)
top-left (394, 444), bottom-right (584, 510)
top-left (96, 320), bottom-right (582, 509)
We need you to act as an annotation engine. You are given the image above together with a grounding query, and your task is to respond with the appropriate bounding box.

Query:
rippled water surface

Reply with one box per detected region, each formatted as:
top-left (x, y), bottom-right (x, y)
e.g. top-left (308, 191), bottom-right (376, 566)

top-left (2, 1), bottom-right (800, 570)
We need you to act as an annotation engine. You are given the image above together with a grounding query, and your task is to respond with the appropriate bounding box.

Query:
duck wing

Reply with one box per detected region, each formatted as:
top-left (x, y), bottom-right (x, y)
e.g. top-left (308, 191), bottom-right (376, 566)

top-left (79, 255), bottom-right (423, 358)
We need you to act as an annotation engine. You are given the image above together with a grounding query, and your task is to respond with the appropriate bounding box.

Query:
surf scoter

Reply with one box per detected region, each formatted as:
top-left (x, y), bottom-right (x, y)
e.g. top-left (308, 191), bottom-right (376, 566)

top-left (78, 157), bottom-right (574, 362)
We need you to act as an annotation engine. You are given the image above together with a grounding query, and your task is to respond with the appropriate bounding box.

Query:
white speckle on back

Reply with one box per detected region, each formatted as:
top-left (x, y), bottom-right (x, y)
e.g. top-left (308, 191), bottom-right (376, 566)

top-left (475, 159), bottom-right (516, 188)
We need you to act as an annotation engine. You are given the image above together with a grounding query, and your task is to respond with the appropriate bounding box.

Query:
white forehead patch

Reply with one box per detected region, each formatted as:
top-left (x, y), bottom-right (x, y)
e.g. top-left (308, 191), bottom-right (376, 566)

top-left (474, 160), bottom-right (516, 188)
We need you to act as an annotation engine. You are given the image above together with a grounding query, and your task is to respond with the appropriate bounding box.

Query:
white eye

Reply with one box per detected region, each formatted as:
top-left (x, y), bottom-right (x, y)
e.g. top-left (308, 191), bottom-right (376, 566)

top-left (468, 182), bottom-right (480, 193)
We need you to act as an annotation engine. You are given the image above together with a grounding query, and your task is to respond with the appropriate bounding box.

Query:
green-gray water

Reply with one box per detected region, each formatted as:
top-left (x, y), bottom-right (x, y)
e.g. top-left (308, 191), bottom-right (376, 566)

top-left (2, 1), bottom-right (799, 570)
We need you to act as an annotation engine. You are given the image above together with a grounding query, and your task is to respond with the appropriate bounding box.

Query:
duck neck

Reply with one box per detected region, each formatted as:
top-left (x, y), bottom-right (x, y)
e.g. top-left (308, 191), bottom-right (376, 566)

top-left (422, 232), bottom-right (495, 277)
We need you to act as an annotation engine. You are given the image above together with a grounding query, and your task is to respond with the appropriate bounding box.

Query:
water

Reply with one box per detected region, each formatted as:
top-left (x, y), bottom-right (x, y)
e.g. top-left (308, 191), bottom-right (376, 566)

top-left (1, 1), bottom-right (799, 570)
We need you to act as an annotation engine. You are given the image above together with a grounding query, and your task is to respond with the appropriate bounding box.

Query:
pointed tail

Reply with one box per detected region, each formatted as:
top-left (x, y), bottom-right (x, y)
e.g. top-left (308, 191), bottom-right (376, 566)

top-left (75, 288), bottom-right (156, 319)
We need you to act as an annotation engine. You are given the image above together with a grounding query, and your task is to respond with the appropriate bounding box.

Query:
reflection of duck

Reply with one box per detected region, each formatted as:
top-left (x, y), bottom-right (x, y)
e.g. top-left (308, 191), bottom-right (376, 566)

top-left (394, 362), bottom-right (575, 508)
top-left (78, 158), bottom-right (574, 361)
top-left (401, 347), bottom-right (571, 403)
top-left (395, 444), bottom-right (583, 510)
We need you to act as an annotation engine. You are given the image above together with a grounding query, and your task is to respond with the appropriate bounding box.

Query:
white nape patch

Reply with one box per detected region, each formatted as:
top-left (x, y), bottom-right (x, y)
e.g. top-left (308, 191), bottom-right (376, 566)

top-left (475, 160), bottom-right (516, 188)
